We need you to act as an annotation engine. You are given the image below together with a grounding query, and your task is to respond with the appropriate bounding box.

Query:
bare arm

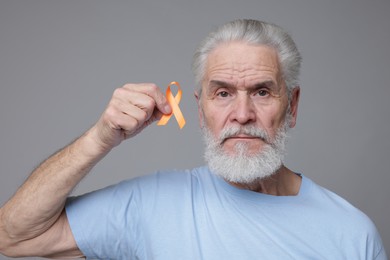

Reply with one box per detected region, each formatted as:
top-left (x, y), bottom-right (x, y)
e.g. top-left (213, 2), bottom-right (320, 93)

top-left (0, 83), bottom-right (171, 258)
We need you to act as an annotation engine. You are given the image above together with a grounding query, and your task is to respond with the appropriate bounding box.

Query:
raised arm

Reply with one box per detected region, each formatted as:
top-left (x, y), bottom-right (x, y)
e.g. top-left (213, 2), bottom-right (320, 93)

top-left (0, 83), bottom-right (171, 258)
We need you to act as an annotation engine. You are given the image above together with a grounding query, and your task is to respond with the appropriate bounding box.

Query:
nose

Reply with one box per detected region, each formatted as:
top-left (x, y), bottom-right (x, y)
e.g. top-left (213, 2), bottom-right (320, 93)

top-left (230, 93), bottom-right (256, 125)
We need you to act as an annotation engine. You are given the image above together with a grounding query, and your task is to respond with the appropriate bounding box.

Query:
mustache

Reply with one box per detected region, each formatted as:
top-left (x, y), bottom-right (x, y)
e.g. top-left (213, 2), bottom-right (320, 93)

top-left (219, 125), bottom-right (271, 144)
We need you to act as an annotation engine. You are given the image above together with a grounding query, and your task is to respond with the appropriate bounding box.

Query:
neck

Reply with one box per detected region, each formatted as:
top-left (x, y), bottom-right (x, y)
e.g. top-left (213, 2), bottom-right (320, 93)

top-left (228, 165), bottom-right (302, 196)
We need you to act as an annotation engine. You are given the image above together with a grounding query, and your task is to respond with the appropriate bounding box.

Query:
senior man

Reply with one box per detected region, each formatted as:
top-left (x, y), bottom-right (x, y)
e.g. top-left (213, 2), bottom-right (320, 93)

top-left (0, 19), bottom-right (386, 259)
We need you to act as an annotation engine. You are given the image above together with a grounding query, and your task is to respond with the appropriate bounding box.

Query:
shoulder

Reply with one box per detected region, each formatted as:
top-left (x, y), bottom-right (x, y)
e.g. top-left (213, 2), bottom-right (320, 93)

top-left (104, 166), bottom-right (212, 204)
top-left (302, 176), bottom-right (386, 258)
top-left (304, 176), bottom-right (371, 220)
top-left (67, 166), bottom-right (211, 204)
top-left (303, 175), bottom-right (383, 238)
top-left (65, 166), bottom-right (212, 258)
top-left (126, 165), bottom-right (209, 189)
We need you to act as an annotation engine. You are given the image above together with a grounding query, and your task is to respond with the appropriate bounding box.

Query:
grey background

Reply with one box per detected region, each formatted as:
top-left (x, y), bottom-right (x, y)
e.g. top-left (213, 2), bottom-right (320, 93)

top-left (0, 0), bottom-right (389, 259)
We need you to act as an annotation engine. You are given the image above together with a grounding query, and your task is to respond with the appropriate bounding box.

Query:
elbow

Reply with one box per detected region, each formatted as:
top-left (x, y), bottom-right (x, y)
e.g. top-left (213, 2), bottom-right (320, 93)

top-left (1, 247), bottom-right (28, 258)
top-left (0, 249), bottom-right (17, 258)
top-left (0, 232), bottom-right (31, 258)
top-left (0, 232), bottom-right (18, 258)
top-left (0, 210), bottom-right (22, 257)
top-left (0, 227), bottom-right (15, 257)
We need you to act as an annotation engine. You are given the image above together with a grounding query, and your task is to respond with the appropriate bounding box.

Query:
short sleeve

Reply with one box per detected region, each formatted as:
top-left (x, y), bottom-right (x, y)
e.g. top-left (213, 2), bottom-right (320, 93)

top-left (65, 179), bottom-right (141, 259)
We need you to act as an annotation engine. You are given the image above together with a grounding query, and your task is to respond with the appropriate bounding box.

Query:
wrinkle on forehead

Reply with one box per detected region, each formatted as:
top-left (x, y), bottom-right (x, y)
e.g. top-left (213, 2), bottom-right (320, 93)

top-left (203, 42), bottom-right (282, 89)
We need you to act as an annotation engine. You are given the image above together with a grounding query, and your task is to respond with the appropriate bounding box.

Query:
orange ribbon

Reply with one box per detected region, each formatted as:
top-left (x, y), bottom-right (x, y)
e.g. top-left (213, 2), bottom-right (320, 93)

top-left (157, 81), bottom-right (186, 129)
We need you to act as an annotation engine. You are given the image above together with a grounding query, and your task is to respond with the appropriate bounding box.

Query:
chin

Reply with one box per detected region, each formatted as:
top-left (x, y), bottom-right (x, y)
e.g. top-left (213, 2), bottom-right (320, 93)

top-left (201, 121), bottom-right (289, 184)
top-left (207, 142), bottom-right (284, 184)
top-left (223, 142), bottom-right (265, 157)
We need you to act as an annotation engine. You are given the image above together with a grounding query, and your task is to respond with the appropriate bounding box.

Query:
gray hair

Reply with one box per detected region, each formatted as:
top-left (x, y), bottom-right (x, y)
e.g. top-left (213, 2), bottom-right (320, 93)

top-left (192, 19), bottom-right (302, 96)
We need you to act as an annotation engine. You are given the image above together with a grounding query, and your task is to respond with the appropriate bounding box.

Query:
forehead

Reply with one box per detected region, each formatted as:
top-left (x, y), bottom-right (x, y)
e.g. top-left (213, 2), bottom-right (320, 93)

top-left (204, 42), bottom-right (281, 88)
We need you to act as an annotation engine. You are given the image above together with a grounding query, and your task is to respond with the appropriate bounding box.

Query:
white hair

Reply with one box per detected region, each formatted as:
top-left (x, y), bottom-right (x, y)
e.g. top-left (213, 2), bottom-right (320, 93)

top-left (201, 113), bottom-right (292, 183)
top-left (192, 19), bottom-right (302, 97)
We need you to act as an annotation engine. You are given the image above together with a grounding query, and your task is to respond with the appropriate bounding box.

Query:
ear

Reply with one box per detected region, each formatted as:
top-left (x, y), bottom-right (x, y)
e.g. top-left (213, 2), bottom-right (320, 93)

top-left (194, 90), bottom-right (204, 128)
top-left (288, 87), bottom-right (300, 128)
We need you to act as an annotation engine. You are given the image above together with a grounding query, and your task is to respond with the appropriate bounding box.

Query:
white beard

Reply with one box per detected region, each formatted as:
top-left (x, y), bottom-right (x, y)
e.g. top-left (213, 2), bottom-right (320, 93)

top-left (201, 118), bottom-right (290, 184)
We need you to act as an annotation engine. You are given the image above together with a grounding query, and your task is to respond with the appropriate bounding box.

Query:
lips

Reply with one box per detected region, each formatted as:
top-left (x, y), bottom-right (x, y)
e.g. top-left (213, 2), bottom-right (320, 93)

top-left (222, 135), bottom-right (264, 144)
top-left (218, 126), bottom-right (270, 145)
top-left (228, 135), bottom-right (258, 140)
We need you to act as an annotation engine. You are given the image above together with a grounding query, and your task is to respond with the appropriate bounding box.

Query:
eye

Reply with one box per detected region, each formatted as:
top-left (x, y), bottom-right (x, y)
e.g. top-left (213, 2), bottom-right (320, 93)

top-left (216, 91), bottom-right (230, 98)
top-left (257, 89), bottom-right (269, 97)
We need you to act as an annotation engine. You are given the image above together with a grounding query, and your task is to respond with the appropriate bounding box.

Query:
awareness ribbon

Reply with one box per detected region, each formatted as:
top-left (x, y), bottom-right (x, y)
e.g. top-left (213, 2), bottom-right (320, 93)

top-left (157, 81), bottom-right (186, 129)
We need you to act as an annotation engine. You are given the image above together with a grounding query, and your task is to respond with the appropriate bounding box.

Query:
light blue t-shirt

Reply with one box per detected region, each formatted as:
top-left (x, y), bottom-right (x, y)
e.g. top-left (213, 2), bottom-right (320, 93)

top-left (66, 166), bottom-right (387, 259)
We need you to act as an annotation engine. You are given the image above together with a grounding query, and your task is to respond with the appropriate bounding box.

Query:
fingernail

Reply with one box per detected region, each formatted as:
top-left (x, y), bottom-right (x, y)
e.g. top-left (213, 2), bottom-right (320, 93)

top-left (164, 104), bottom-right (171, 114)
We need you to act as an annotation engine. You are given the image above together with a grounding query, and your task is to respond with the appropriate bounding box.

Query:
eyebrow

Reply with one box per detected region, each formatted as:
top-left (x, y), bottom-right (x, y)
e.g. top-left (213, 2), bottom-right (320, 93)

top-left (208, 80), bottom-right (277, 92)
top-left (208, 80), bottom-right (231, 89)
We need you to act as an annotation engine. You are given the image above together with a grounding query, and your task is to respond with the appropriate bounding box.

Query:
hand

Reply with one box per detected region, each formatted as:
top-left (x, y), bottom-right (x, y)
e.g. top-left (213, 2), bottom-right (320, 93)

top-left (92, 83), bottom-right (171, 151)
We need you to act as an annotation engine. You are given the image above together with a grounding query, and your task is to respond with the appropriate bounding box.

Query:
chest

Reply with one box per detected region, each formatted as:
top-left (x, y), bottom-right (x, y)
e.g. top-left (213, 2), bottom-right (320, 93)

top-left (137, 193), bottom-right (359, 259)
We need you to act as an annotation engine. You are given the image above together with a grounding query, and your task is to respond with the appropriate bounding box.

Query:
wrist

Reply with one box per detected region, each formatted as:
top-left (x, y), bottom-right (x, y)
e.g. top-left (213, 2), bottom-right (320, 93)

top-left (73, 126), bottom-right (113, 162)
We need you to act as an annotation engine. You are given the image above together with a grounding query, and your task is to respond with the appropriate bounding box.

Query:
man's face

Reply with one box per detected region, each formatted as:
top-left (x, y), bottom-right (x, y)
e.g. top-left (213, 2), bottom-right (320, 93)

top-left (197, 42), bottom-right (299, 157)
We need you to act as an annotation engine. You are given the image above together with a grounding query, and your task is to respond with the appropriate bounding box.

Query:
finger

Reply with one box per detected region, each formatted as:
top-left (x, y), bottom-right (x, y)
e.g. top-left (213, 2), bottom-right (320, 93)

top-left (103, 102), bottom-right (148, 139)
top-left (123, 83), bottom-right (172, 115)
top-left (113, 90), bottom-right (156, 122)
top-left (103, 103), bottom-right (139, 131)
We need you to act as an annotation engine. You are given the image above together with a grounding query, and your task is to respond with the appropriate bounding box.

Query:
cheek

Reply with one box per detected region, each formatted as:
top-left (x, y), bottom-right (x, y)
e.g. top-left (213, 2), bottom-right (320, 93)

top-left (255, 105), bottom-right (287, 132)
top-left (202, 105), bottom-right (228, 134)
top-left (203, 109), bottom-right (218, 129)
